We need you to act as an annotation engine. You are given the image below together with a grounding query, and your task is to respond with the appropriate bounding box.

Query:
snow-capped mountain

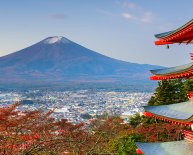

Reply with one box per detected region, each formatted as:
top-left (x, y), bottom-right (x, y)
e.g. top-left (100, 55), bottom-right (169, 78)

top-left (0, 36), bottom-right (158, 87)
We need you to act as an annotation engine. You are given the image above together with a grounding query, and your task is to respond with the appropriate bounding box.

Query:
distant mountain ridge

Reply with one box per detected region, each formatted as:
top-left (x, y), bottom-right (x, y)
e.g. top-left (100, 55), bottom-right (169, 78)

top-left (0, 36), bottom-right (160, 88)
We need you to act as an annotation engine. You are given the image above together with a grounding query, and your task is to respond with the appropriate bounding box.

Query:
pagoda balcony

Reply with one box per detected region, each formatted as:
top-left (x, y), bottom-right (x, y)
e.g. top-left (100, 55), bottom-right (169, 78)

top-left (183, 130), bottom-right (193, 143)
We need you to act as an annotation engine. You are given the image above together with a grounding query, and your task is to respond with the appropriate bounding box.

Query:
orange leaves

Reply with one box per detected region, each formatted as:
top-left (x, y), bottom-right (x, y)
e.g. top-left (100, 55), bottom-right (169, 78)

top-left (135, 122), bottom-right (186, 142)
top-left (0, 103), bottom-right (99, 154)
top-left (21, 133), bottom-right (40, 141)
top-left (0, 104), bottom-right (149, 154)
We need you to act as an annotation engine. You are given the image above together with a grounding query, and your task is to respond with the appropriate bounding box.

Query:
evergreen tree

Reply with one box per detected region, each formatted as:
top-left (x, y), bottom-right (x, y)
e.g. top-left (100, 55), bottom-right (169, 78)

top-left (148, 79), bottom-right (193, 106)
top-left (183, 78), bottom-right (193, 92)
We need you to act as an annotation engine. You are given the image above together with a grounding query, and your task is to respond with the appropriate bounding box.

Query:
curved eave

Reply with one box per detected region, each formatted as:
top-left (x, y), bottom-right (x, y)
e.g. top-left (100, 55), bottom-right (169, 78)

top-left (150, 72), bottom-right (193, 80)
top-left (155, 19), bottom-right (193, 39)
top-left (155, 34), bottom-right (193, 45)
top-left (144, 111), bottom-right (193, 125)
top-left (154, 19), bottom-right (193, 45)
top-left (143, 101), bottom-right (193, 125)
top-left (136, 140), bottom-right (193, 155)
top-left (136, 148), bottom-right (143, 154)
top-left (150, 63), bottom-right (193, 80)
top-left (155, 30), bottom-right (175, 39)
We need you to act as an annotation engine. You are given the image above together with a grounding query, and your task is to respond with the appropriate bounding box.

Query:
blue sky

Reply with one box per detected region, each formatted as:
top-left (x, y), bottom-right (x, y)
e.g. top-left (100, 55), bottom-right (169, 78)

top-left (0, 0), bottom-right (192, 66)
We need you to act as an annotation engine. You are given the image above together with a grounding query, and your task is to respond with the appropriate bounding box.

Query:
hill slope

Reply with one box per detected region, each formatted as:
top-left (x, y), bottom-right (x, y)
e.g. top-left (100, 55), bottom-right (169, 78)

top-left (0, 36), bottom-right (159, 87)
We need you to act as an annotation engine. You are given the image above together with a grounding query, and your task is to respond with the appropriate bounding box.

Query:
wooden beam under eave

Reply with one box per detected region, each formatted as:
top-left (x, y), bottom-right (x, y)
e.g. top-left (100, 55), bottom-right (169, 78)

top-left (155, 40), bottom-right (174, 45)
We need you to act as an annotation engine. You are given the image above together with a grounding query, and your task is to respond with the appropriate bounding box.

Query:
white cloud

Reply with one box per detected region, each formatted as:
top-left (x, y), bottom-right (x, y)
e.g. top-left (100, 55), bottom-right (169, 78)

top-left (122, 11), bottom-right (154, 24)
top-left (122, 13), bottom-right (135, 20)
top-left (120, 1), bottom-right (155, 24)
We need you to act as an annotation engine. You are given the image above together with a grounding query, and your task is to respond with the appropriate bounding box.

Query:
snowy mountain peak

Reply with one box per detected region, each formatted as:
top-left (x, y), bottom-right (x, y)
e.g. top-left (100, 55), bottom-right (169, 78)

top-left (43, 36), bottom-right (70, 44)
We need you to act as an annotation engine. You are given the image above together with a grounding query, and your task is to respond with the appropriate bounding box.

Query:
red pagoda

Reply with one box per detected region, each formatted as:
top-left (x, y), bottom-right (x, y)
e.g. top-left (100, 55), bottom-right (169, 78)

top-left (136, 19), bottom-right (193, 155)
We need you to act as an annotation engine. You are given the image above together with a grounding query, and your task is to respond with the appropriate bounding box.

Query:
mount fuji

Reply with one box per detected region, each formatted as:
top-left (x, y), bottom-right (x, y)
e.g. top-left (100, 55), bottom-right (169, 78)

top-left (0, 36), bottom-right (158, 88)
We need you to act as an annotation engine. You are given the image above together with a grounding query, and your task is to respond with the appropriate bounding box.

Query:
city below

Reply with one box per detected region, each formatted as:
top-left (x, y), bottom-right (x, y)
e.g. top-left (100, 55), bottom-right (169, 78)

top-left (0, 89), bottom-right (152, 124)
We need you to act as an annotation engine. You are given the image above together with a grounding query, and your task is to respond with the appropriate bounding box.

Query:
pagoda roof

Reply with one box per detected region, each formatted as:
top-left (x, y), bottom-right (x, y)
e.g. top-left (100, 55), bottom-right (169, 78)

top-left (155, 19), bottom-right (193, 45)
top-left (150, 62), bottom-right (193, 80)
top-left (143, 101), bottom-right (193, 123)
top-left (136, 140), bottom-right (193, 155)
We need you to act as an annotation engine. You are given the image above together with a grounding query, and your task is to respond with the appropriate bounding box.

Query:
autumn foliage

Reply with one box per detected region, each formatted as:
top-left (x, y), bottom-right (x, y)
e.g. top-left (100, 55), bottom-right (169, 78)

top-left (0, 103), bottom-right (92, 154)
top-left (0, 103), bottom-right (188, 155)
top-left (0, 103), bottom-right (133, 155)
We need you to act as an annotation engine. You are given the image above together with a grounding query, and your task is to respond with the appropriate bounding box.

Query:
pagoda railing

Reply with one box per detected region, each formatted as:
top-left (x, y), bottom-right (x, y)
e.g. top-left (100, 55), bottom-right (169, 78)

top-left (183, 130), bottom-right (193, 143)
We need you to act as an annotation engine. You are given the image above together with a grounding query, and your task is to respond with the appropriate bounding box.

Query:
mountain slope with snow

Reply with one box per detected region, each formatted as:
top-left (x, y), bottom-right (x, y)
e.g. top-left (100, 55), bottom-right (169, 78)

top-left (0, 36), bottom-right (159, 87)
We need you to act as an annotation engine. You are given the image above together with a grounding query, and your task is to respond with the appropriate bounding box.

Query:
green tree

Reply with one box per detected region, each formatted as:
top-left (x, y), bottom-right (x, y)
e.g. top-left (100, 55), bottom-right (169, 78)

top-left (129, 113), bottom-right (160, 128)
top-left (108, 134), bottom-right (144, 155)
top-left (148, 79), bottom-right (189, 106)
top-left (183, 79), bottom-right (193, 92)
top-left (129, 113), bottom-right (144, 128)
